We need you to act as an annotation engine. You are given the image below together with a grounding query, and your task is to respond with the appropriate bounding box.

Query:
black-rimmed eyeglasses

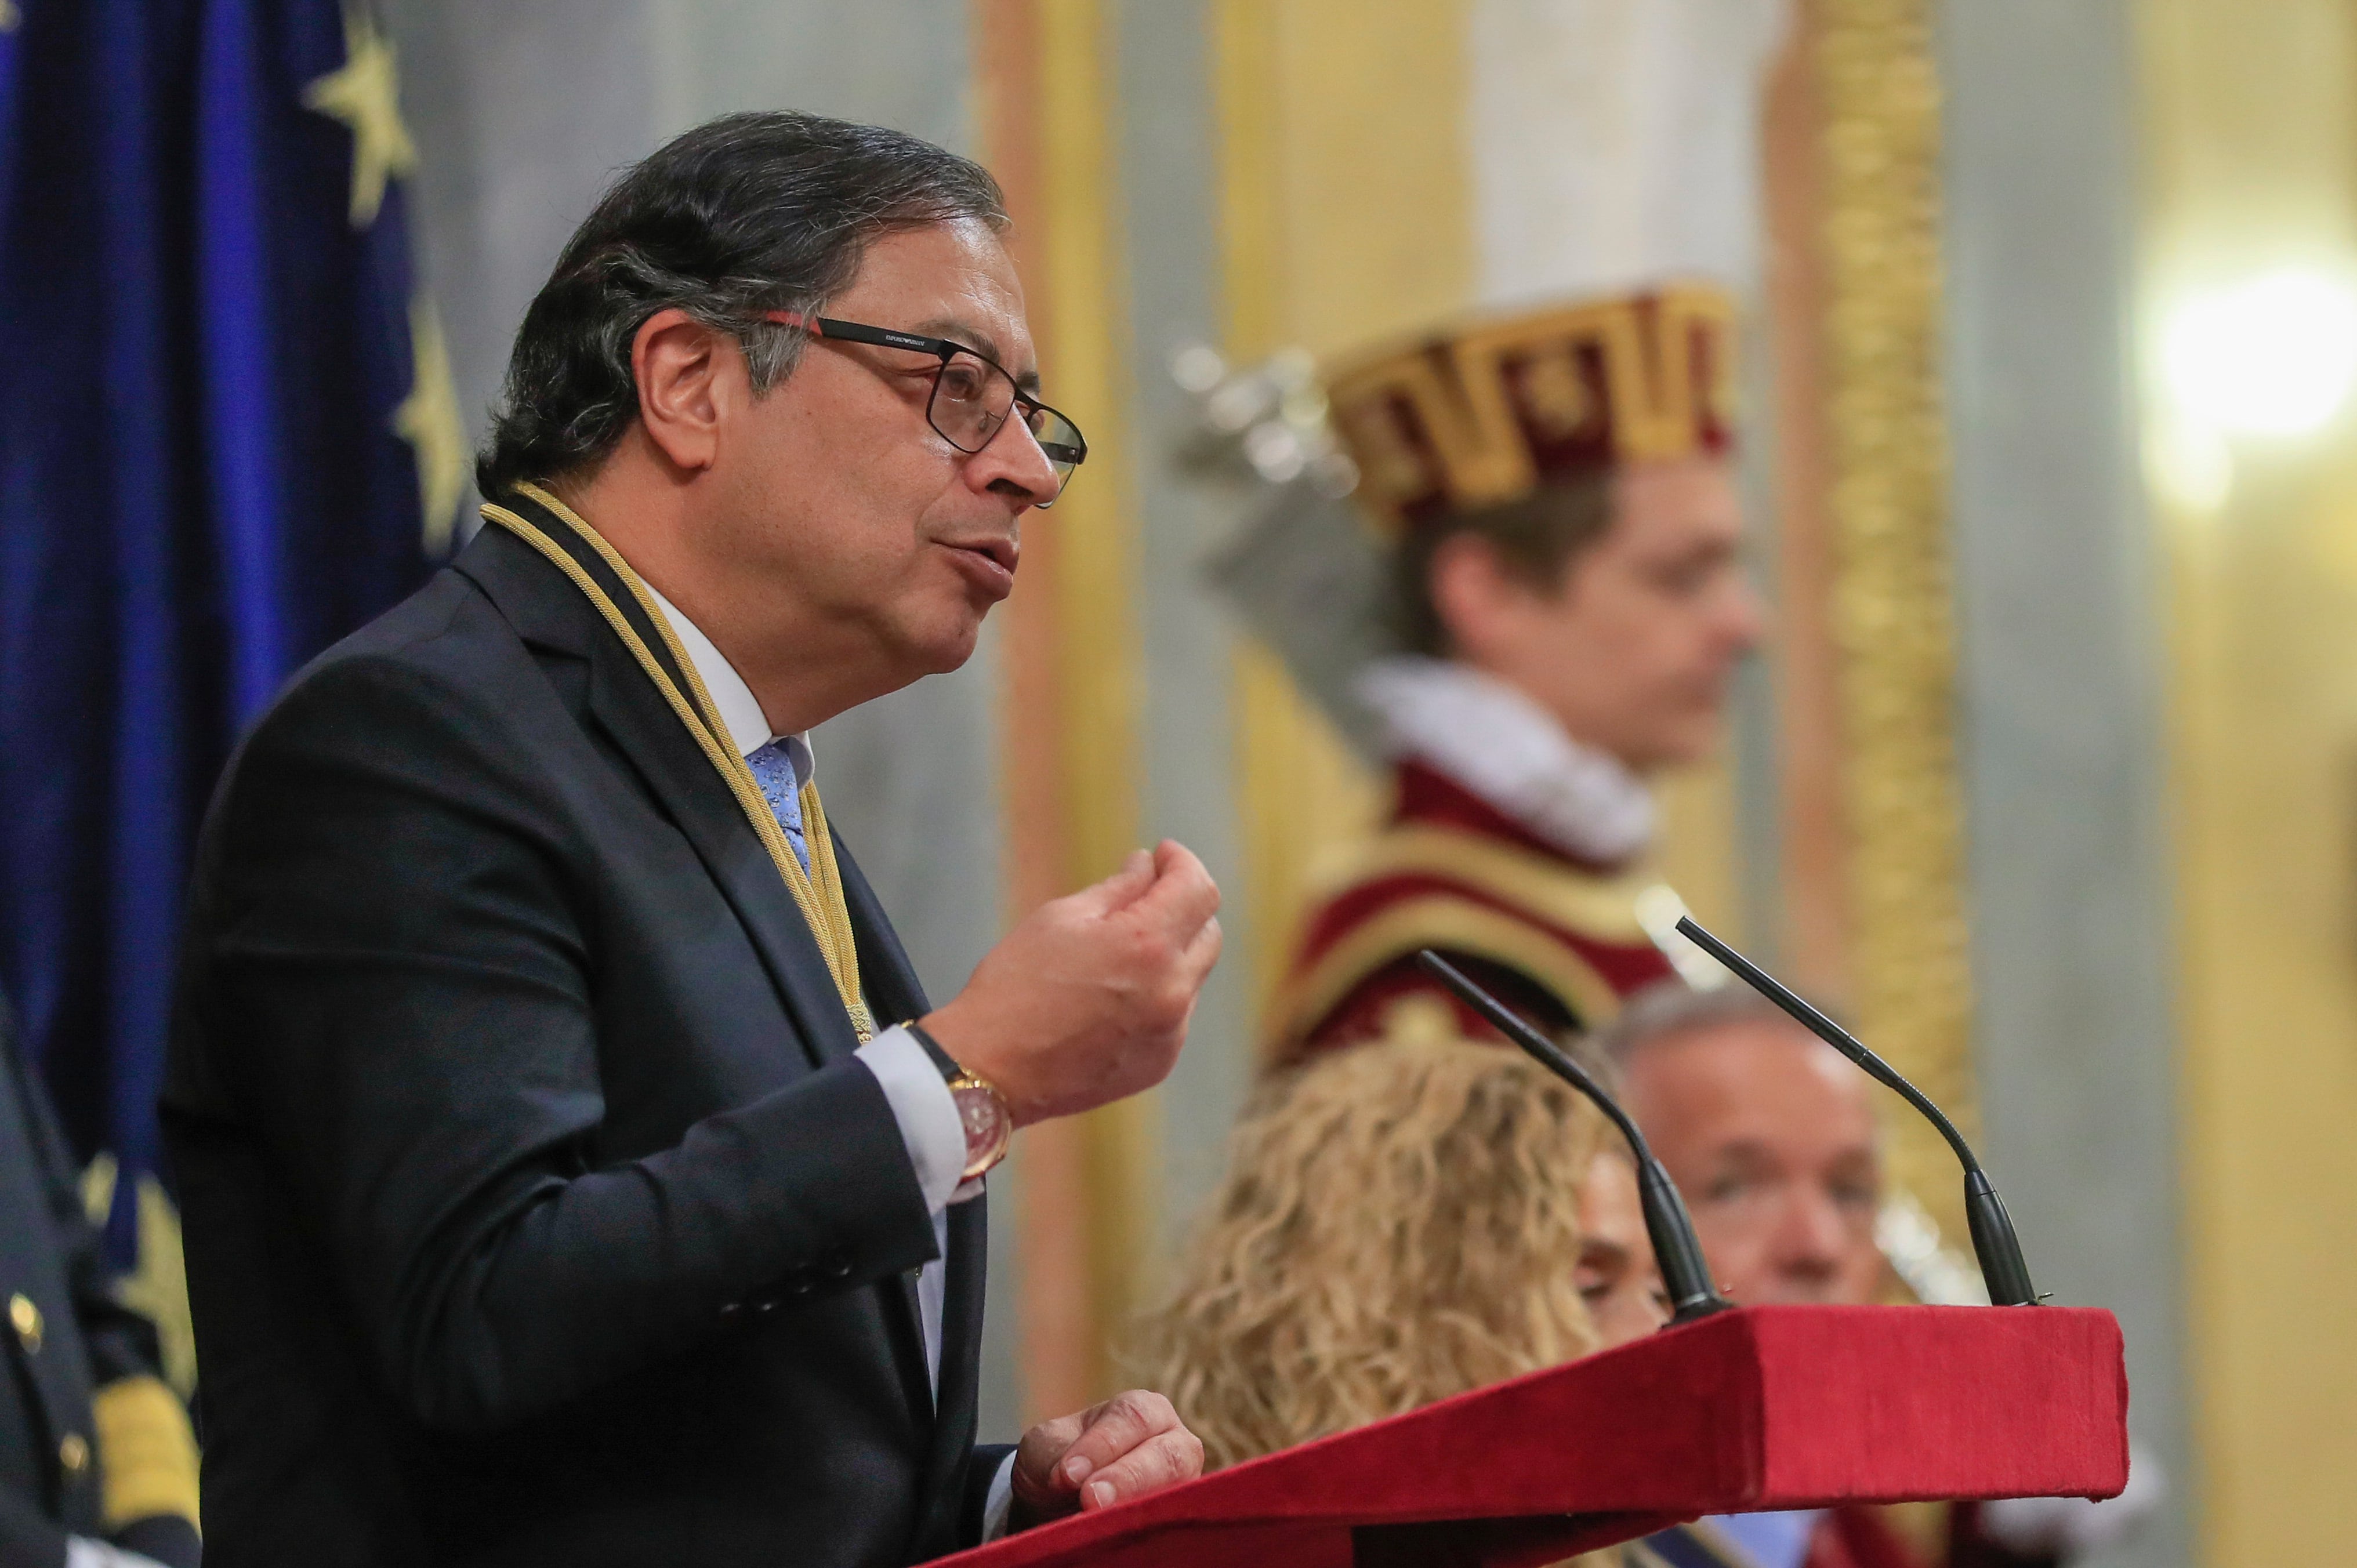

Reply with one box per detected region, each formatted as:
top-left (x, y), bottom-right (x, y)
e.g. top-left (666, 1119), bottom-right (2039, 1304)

top-left (766, 312), bottom-right (1086, 506)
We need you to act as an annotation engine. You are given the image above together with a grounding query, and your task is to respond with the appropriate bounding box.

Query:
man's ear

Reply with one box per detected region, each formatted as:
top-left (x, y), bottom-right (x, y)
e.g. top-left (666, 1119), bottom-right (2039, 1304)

top-left (630, 308), bottom-right (732, 474)
top-left (1426, 532), bottom-right (1522, 660)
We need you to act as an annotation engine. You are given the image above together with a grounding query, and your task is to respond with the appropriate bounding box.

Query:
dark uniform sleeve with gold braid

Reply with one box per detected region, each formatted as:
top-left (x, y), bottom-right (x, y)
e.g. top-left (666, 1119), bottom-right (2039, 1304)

top-left (0, 999), bottom-right (201, 1567)
top-left (92, 1378), bottom-right (201, 1562)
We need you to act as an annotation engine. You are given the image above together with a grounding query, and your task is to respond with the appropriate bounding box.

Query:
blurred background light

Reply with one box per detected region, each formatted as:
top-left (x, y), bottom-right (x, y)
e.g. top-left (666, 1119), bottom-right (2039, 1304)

top-left (2161, 267), bottom-right (2357, 438)
top-left (2145, 409), bottom-right (2234, 513)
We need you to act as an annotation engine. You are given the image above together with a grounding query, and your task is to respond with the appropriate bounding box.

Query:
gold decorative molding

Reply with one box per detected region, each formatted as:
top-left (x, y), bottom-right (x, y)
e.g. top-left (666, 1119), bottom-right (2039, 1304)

top-left (1814, 0), bottom-right (1980, 1238)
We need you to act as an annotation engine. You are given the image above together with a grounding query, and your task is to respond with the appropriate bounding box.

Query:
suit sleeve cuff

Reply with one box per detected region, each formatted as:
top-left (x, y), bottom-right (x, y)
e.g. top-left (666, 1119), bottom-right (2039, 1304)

top-left (855, 1025), bottom-right (965, 1214)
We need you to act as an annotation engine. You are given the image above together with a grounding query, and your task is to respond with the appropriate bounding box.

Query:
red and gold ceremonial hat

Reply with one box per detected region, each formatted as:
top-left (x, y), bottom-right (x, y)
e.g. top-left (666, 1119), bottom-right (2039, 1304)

top-left (1324, 284), bottom-right (1738, 537)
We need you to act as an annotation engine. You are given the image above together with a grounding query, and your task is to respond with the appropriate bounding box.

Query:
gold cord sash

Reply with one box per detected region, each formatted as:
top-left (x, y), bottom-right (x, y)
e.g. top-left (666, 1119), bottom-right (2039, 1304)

top-left (480, 483), bottom-right (874, 1041)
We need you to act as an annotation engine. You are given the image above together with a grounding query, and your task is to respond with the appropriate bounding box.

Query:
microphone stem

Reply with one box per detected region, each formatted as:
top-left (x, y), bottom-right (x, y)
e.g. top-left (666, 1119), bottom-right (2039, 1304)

top-left (1673, 916), bottom-right (2040, 1308)
top-left (1674, 919), bottom-right (1983, 1174)
top-left (1416, 951), bottom-right (1732, 1325)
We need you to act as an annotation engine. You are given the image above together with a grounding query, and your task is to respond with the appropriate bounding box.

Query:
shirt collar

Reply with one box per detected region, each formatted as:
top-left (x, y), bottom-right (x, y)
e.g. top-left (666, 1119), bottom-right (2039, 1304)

top-left (640, 580), bottom-right (814, 782)
top-left (1351, 655), bottom-right (1653, 865)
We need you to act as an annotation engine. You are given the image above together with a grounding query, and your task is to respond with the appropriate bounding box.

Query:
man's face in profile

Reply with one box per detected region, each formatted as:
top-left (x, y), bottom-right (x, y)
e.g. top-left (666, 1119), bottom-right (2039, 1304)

top-left (713, 217), bottom-right (1060, 683)
top-left (1441, 455), bottom-right (1764, 774)
top-left (1623, 1020), bottom-right (1887, 1305)
top-left (1548, 458), bottom-right (1763, 770)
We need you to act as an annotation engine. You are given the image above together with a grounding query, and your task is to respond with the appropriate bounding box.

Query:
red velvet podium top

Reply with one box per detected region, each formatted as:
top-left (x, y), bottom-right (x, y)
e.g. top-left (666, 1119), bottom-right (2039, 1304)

top-left (931, 1305), bottom-right (2128, 1568)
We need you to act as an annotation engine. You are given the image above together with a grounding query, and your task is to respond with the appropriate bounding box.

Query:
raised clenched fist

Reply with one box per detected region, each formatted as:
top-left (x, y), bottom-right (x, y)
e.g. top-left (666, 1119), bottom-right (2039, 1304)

top-left (919, 840), bottom-right (1221, 1125)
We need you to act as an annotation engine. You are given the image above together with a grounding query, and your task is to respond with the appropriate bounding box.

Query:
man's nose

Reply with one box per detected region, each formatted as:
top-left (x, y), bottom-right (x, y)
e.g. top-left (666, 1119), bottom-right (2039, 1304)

top-left (967, 410), bottom-right (1063, 509)
top-left (1770, 1190), bottom-right (1849, 1277)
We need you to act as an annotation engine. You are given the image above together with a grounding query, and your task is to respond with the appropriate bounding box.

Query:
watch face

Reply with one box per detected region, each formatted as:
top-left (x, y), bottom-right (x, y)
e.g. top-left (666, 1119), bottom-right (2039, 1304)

top-left (953, 1081), bottom-right (1011, 1178)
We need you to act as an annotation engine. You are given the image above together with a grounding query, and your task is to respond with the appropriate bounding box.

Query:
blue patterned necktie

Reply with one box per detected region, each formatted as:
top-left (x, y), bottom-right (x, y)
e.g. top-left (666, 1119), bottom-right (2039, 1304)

top-left (744, 741), bottom-right (811, 874)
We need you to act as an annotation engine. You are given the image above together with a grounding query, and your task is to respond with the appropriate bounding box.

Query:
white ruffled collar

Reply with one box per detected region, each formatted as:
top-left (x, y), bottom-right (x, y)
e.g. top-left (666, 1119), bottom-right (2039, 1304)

top-left (1351, 656), bottom-right (1654, 866)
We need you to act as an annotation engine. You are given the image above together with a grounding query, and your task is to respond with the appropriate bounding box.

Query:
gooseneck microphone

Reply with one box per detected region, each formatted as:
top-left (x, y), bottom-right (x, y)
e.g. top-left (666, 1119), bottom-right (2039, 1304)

top-left (1670, 916), bottom-right (2040, 1308)
top-left (1416, 950), bottom-right (1734, 1326)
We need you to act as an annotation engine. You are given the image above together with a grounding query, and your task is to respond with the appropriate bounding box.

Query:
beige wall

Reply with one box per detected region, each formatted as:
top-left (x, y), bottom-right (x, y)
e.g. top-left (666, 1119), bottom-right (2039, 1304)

top-left (1214, 0), bottom-right (1473, 1010)
top-left (2141, 0), bottom-right (2357, 1556)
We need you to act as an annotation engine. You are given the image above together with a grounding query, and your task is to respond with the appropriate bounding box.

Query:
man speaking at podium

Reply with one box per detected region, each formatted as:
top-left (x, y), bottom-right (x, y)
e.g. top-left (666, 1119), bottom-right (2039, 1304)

top-left (164, 112), bottom-right (1216, 1566)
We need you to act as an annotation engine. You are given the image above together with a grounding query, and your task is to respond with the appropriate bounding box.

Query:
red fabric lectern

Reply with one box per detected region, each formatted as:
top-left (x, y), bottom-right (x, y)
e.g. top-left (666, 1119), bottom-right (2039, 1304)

top-left (933, 1305), bottom-right (2128, 1568)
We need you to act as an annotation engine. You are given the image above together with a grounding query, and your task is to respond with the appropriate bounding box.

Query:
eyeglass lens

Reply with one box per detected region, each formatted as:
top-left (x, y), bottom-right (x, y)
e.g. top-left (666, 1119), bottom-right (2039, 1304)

top-left (927, 351), bottom-right (1083, 490)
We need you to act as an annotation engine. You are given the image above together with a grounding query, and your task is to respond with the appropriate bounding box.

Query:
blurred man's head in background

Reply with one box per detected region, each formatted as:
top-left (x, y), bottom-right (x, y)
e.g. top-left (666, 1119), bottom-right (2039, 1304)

top-left (1607, 985), bottom-right (1886, 1306)
top-left (1327, 289), bottom-right (1765, 775)
top-left (1401, 456), bottom-right (1762, 772)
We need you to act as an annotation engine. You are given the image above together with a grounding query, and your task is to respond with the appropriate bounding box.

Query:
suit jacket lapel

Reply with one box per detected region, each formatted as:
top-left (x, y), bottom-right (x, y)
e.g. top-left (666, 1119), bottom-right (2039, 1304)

top-left (455, 513), bottom-right (861, 1070)
top-left (844, 841), bottom-right (996, 1540)
top-left (465, 513), bottom-right (960, 1447)
top-left (926, 1200), bottom-right (991, 1480)
top-left (900, 1196), bottom-right (992, 1558)
top-left (835, 839), bottom-right (948, 1422)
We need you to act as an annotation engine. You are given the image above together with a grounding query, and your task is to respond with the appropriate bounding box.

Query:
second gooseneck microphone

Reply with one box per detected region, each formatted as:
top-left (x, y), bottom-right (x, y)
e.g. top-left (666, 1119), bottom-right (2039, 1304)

top-left (1416, 950), bottom-right (1734, 1326)
top-left (1671, 916), bottom-right (2040, 1308)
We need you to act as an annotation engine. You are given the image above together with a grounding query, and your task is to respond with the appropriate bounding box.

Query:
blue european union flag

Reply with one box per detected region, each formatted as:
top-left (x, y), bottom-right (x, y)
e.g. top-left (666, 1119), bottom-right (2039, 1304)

top-left (0, 0), bottom-right (459, 1266)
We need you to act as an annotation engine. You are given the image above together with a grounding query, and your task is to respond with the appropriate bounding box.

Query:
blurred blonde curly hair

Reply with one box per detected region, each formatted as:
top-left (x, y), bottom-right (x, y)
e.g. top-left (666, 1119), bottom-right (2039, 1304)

top-left (1128, 1023), bottom-right (1613, 1471)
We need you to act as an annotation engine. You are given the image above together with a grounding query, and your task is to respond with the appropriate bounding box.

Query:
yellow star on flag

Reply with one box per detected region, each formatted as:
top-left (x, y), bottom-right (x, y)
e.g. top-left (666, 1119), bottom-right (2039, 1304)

top-left (394, 297), bottom-right (469, 554)
top-left (302, 6), bottom-right (417, 228)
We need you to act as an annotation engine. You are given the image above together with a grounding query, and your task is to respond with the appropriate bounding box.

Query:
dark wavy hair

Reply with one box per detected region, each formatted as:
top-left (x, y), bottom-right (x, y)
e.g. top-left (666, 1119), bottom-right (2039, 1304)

top-left (476, 111), bottom-right (1009, 498)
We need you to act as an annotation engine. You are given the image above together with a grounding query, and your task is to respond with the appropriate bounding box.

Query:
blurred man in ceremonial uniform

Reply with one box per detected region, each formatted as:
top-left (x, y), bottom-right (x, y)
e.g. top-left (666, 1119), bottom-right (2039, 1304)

top-left (0, 996), bottom-right (201, 1568)
top-left (1258, 286), bottom-right (1763, 1066)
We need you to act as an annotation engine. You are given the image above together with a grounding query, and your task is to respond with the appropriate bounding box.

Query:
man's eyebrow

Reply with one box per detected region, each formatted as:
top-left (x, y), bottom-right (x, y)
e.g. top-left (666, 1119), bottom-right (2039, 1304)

top-left (912, 316), bottom-right (1042, 394)
top-left (1707, 1138), bottom-right (1780, 1168)
top-left (1825, 1148), bottom-right (1881, 1178)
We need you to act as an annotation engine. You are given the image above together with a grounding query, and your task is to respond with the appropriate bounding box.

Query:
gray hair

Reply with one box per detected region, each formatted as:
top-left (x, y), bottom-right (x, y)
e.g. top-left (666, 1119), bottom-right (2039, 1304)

top-left (1593, 979), bottom-right (1810, 1069)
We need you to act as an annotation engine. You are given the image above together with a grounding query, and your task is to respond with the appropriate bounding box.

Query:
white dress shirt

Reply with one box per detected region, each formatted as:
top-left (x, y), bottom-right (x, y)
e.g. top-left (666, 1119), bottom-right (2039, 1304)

top-left (642, 585), bottom-right (1016, 1536)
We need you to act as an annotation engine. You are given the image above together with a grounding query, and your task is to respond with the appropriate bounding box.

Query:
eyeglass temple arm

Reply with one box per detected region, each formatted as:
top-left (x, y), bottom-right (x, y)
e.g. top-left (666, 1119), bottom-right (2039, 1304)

top-left (762, 309), bottom-right (1082, 467)
top-left (763, 313), bottom-right (940, 358)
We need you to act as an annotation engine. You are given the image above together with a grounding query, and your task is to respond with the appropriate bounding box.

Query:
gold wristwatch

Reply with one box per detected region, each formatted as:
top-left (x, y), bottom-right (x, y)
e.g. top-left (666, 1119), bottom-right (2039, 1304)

top-left (909, 1024), bottom-right (1011, 1181)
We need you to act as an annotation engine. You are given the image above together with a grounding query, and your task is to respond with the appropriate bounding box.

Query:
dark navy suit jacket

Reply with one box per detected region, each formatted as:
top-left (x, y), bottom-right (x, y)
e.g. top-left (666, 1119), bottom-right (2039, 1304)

top-left (165, 495), bottom-right (1004, 1567)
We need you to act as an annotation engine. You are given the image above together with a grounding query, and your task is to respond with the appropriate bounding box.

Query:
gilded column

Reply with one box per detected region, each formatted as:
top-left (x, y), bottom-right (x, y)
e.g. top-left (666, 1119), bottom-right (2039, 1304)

top-left (1814, 0), bottom-right (1980, 1238)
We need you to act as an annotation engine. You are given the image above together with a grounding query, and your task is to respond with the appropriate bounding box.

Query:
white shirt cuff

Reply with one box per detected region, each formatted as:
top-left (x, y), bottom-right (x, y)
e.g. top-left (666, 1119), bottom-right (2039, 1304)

top-left (855, 1025), bottom-right (966, 1215)
top-left (982, 1450), bottom-right (1018, 1540)
top-left (68, 1541), bottom-right (169, 1568)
